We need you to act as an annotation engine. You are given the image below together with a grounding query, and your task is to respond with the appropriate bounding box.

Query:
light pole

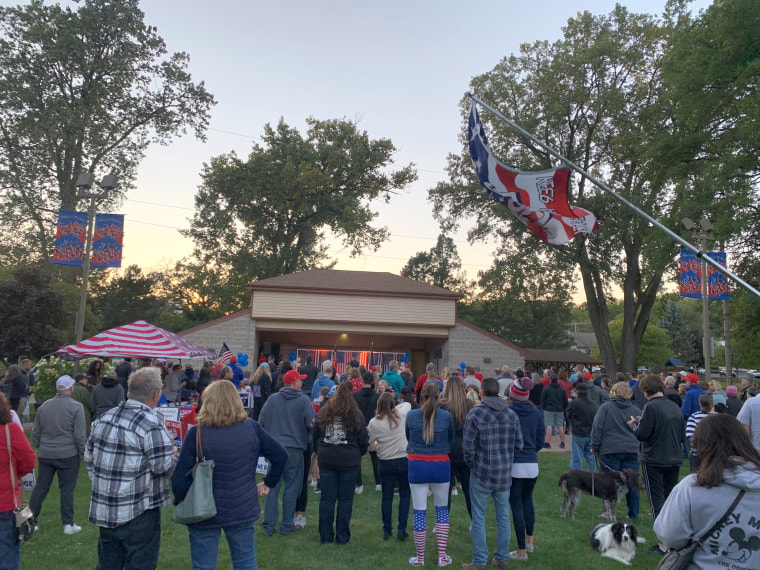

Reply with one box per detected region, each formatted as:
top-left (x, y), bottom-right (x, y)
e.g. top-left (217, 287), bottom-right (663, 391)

top-left (682, 217), bottom-right (714, 382)
top-left (74, 172), bottom-right (118, 345)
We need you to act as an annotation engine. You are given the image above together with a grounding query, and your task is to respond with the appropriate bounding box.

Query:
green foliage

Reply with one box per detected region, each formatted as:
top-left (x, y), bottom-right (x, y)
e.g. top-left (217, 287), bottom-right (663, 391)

top-left (592, 316), bottom-right (672, 369)
top-left (32, 356), bottom-right (112, 402)
top-left (401, 234), bottom-right (472, 294)
top-left (658, 299), bottom-right (700, 364)
top-left (89, 265), bottom-right (167, 330)
top-left (180, 117), bottom-right (417, 312)
top-left (0, 0), bottom-right (215, 266)
top-left (0, 266), bottom-right (68, 364)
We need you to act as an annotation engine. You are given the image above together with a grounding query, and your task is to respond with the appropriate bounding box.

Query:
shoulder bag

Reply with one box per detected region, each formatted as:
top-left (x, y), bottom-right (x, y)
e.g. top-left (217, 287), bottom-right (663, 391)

top-left (657, 488), bottom-right (745, 570)
top-left (5, 424), bottom-right (35, 542)
top-left (172, 425), bottom-right (216, 524)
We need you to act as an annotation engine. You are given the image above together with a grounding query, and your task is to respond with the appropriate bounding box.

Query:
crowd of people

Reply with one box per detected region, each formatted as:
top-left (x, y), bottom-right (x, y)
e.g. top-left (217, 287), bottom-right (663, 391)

top-left (3, 355), bottom-right (760, 569)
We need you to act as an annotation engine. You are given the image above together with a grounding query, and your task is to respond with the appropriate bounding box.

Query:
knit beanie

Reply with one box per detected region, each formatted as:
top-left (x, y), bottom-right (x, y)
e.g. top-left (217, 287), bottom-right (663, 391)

top-left (510, 377), bottom-right (533, 401)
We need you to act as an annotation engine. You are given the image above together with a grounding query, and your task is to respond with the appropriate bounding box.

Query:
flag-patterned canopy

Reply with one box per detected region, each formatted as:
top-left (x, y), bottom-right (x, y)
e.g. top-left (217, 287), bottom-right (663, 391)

top-left (56, 320), bottom-right (216, 360)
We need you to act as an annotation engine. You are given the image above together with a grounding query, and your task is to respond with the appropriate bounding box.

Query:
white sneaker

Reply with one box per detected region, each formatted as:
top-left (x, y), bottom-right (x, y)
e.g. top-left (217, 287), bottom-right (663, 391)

top-left (293, 514), bottom-right (306, 529)
top-left (375, 484), bottom-right (382, 491)
top-left (451, 488), bottom-right (459, 496)
top-left (355, 485), bottom-right (364, 495)
top-left (63, 523), bottom-right (82, 535)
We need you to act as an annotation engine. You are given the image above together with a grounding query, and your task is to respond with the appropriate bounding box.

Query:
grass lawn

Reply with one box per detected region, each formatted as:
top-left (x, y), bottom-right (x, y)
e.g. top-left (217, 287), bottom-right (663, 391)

top-left (19, 446), bottom-right (691, 569)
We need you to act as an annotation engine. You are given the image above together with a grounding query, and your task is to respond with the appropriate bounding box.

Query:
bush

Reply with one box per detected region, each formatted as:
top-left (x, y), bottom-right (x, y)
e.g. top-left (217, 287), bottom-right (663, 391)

top-left (31, 357), bottom-right (114, 402)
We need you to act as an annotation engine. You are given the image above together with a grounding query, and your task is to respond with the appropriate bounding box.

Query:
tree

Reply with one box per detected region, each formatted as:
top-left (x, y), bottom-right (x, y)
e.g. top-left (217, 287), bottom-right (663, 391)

top-left (89, 265), bottom-right (163, 330)
top-left (592, 316), bottom-right (671, 370)
top-left (181, 117), bottom-right (417, 312)
top-left (429, 6), bottom-right (744, 375)
top-left (658, 299), bottom-right (699, 365)
top-left (0, 266), bottom-right (68, 363)
top-left (401, 234), bottom-right (472, 293)
top-left (0, 0), bottom-right (215, 266)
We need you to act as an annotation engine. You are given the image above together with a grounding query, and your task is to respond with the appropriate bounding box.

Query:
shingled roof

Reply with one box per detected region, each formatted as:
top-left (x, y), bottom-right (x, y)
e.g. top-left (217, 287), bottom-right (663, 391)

top-left (246, 270), bottom-right (463, 300)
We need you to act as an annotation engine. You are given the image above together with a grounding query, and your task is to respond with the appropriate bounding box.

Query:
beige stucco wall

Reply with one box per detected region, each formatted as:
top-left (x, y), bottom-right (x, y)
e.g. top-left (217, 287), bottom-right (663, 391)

top-left (251, 290), bottom-right (455, 327)
top-left (444, 321), bottom-right (524, 375)
top-left (180, 313), bottom-right (257, 370)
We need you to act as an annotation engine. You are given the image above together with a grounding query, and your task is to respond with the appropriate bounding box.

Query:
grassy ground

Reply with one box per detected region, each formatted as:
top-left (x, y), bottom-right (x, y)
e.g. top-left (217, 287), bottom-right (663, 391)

top-left (18, 445), bottom-right (690, 570)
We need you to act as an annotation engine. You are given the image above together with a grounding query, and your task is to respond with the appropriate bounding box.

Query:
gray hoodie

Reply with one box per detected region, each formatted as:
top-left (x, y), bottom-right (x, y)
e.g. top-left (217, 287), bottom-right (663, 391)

top-left (258, 387), bottom-right (315, 452)
top-left (590, 398), bottom-right (641, 456)
top-left (654, 463), bottom-right (760, 569)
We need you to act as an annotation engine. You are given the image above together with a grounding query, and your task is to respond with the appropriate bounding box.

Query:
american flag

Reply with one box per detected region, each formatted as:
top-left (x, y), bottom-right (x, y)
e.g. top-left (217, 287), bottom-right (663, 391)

top-left (334, 351), bottom-right (347, 377)
top-left (468, 102), bottom-right (597, 245)
top-left (217, 342), bottom-right (233, 365)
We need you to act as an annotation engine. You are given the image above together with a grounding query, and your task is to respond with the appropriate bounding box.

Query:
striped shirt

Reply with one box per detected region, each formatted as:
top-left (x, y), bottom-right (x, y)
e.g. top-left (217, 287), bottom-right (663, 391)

top-left (686, 411), bottom-right (710, 441)
top-left (85, 400), bottom-right (177, 528)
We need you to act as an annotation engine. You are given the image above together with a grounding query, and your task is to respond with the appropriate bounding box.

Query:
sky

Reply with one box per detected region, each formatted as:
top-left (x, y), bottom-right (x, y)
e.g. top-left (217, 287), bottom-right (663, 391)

top-left (71, 0), bottom-right (712, 281)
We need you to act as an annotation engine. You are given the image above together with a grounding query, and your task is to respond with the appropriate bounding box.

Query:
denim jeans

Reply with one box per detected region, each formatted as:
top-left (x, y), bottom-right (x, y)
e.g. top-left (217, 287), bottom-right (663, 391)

top-left (262, 450), bottom-right (304, 534)
top-left (30, 455), bottom-right (79, 525)
top-left (0, 510), bottom-right (20, 570)
top-left (599, 453), bottom-right (639, 519)
top-left (188, 522), bottom-right (257, 570)
top-left (96, 508), bottom-right (161, 570)
top-left (319, 468), bottom-right (359, 544)
top-left (509, 477), bottom-right (537, 550)
top-left (570, 436), bottom-right (596, 471)
top-left (378, 457), bottom-right (410, 535)
top-left (469, 478), bottom-right (510, 565)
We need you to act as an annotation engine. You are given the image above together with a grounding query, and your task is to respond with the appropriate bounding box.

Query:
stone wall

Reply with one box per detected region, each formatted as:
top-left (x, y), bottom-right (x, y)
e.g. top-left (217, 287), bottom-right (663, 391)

top-left (444, 320), bottom-right (525, 376)
top-left (179, 312), bottom-right (256, 371)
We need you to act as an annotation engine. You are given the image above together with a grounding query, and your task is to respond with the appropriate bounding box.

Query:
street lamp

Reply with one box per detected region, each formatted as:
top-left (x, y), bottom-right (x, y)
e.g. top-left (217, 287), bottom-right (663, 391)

top-left (682, 217), bottom-right (714, 382)
top-left (74, 173), bottom-right (118, 345)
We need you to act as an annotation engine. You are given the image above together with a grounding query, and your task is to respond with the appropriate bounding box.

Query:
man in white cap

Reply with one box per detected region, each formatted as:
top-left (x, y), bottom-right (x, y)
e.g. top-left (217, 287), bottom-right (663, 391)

top-left (30, 374), bottom-right (87, 534)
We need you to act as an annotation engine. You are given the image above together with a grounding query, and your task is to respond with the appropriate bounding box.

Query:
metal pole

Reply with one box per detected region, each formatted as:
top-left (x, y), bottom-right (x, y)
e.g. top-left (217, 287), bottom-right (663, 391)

top-left (699, 233), bottom-right (711, 383)
top-left (466, 93), bottom-right (760, 300)
top-left (723, 299), bottom-right (732, 386)
top-left (75, 195), bottom-right (97, 344)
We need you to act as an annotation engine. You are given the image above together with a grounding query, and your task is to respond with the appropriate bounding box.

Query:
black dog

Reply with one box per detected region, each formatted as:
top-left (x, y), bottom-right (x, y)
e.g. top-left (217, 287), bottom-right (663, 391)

top-left (558, 469), bottom-right (644, 521)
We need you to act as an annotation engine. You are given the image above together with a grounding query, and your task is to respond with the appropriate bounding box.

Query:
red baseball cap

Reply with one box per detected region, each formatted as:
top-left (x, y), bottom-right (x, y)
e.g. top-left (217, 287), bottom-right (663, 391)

top-left (283, 370), bottom-right (307, 384)
top-left (583, 372), bottom-right (593, 380)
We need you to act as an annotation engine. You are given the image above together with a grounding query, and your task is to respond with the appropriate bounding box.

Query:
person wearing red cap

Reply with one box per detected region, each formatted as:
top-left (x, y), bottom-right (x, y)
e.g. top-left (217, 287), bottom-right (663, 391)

top-left (259, 369), bottom-right (315, 535)
top-left (681, 374), bottom-right (706, 420)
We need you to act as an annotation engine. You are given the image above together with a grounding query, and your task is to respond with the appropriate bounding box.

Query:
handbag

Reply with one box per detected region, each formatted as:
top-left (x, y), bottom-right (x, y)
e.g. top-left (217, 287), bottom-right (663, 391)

top-left (5, 424), bottom-right (35, 543)
top-left (171, 425), bottom-right (217, 525)
top-left (657, 488), bottom-right (745, 570)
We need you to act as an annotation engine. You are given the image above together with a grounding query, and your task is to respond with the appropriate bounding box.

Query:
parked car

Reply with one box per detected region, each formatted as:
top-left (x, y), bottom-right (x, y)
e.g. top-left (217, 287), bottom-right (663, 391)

top-left (747, 370), bottom-right (760, 379)
top-left (719, 367), bottom-right (738, 378)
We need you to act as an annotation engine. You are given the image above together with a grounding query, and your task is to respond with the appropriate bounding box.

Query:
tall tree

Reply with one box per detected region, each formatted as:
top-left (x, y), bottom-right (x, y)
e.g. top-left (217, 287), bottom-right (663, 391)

top-left (429, 5), bottom-right (744, 375)
top-left (0, 0), bottom-right (215, 266)
top-left (181, 117), bottom-right (417, 312)
top-left (0, 266), bottom-right (68, 363)
top-left (658, 299), bottom-right (699, 365)
top-left (401, 234), bottom-right (471, 293)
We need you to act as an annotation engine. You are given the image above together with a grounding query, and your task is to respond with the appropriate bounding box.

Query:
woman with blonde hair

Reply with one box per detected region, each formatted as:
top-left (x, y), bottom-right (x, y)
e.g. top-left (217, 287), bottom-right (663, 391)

top-left (439, 374), bottom-right (473, 518)
top-left (249, 363), bottom-right (272, 420)
top-left (465, 384), bottom-right (481, 406)
top-left (172, 380), bottom-right (288, 569)
top-left (590, 382), bottom-right (642, 519)
top-left (405, 382), bottom-right (455, 567)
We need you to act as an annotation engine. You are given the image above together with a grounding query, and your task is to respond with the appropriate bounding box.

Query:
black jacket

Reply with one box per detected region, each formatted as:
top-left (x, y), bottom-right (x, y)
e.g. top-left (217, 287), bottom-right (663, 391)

top-left (566, 396), bottom-right (598, 437)
top-left (313, 417), bottom-right (369, 471)
top-left (299, 363), bottom-right (319, 396)
top-left (354, 387), bottom-right (379, 426)
top-left (633, 396), bottom-right (684, 467)
top-left (540, 382), bottom-right (568, 412)
top-left (726, 396), bottom-right (743, 417)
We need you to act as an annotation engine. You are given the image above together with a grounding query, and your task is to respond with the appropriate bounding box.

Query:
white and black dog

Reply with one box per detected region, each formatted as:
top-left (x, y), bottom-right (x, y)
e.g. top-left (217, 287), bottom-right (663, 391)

top-left (558, 469), bottom-right (645, 521)
top-left (589, 522), bottom-right (646, 565)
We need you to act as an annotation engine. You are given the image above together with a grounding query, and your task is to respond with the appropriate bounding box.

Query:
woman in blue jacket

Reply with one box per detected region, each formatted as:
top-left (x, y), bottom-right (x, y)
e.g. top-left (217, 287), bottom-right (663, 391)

top-left (405, 382), bottom-right (455, 567)
top-left (172, 380), bottom-right (287, 570)
top-left (507, 377), bottom-right (545, 561)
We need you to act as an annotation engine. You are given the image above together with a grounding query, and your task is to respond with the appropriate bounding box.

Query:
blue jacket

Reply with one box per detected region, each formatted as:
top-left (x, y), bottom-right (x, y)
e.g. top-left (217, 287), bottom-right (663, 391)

top-left (171, 419), bottom-right (287, 529)
top-left (681, 383), bottom-right (705, 419)
top-left (509, 401), bottom-right (544, 465)
top-left (229, 362), bottom-right (245, 389)
top-left (405, 408), bottom-right (454, 455)
top-left (311, 375), bottom-right (336, 401)
top-left (259, 388), bottom-right (315, 452)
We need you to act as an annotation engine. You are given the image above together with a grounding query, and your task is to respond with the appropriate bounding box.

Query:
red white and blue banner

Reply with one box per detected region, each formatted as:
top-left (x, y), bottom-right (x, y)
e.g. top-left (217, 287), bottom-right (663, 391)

top-left (90, 214), bottom-right (124, 268)
top-left (468, 103), bottom-right (598, 245)
top-left (52, 210), bottom-right (88, 266)
top-left (679, 249), bottom-right (730, 300)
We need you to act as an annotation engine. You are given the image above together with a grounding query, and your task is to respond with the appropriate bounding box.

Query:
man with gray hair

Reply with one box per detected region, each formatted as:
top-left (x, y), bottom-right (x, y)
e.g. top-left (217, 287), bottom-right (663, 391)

top-left (381, 360), bottom-right (404, 395)
top-left (85, 367), bottom-right (177, 569)
top-left (496, 366), bottom-right (515, 399)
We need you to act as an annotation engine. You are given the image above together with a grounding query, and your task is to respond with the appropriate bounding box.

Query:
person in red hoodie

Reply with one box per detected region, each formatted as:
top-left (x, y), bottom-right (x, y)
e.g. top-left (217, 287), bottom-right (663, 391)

top-left (0, 393), bottom-right (36, 568)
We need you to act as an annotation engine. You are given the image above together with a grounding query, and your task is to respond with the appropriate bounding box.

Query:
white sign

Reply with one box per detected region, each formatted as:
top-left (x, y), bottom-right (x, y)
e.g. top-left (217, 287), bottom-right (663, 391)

top-left (256, 455), bottom-right (269, 475)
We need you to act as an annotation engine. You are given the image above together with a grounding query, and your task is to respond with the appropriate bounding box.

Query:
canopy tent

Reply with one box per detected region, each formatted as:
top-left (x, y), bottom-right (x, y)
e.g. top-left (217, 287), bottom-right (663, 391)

top-left (664, 358), bottom-right (685, 367)
top-left (57, 320), bottom-right (217, 361)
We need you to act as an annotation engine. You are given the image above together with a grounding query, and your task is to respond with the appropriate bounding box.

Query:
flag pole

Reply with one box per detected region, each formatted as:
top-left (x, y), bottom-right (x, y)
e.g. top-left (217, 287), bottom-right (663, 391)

top-left (467, 92), bottom-right (760, 300)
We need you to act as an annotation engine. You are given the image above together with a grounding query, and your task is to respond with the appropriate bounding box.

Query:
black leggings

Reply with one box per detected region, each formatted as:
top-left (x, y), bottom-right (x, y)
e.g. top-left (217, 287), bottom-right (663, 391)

top-left (509, 477), bottom-right (537, 550)
top-left (447, 460), bottom-right (472, 519)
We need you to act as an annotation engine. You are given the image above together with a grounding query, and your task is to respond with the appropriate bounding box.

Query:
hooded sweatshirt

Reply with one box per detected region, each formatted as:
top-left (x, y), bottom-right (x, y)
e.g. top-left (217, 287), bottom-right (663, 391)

top-left (509, 400), bottom-right (544, 465)
top-left (654, 462), bottom-right (760, 569)
top-left (590, 398), bottom-right (642, 456)
top-left (90, 375), bottom-right (126, 419)
top-left (258, 387), bottom-right (315, 452)
top-left (311, 374), bottom-right (335, 401)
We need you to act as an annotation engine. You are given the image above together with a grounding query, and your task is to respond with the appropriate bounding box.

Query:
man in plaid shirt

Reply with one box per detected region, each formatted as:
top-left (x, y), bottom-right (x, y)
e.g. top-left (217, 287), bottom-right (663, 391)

top-left (462, 377), bottom-right (523, 569)
top-left (85, 367), bottom-right (177, 569)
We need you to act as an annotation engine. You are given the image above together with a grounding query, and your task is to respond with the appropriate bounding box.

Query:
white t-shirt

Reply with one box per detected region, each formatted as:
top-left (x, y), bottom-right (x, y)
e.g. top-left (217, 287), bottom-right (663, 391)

top-left (737, 395), bottom-right (760, 452)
